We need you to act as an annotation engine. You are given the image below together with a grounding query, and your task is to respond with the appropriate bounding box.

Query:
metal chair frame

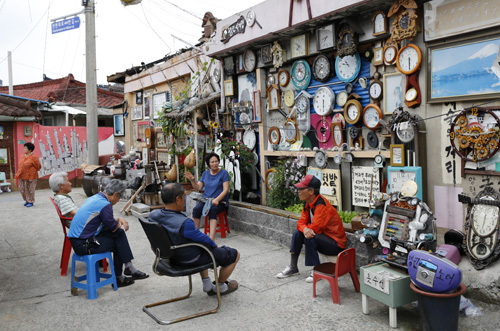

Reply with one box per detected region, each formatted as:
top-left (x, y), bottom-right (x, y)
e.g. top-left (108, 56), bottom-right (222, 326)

top-left (139, 217), bottom-right (221, 325)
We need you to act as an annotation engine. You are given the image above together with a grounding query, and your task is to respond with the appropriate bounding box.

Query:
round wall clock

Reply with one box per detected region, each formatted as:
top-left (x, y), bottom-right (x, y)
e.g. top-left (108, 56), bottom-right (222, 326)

top-left (369, 80), bottom-right (383, 102)
top-left (243, 49), bottom-right (257, 72)
top-left (212, 67), bottom-right (221, 83)
top-left (349, 126), bottom-right (359, 140)
top-left (278, 69), bottom-right (290, 87)
top-left (315, 149), bottom-right (328, 168)
top-left (295, 94), bottom-right (310, 115)
top-left (251, 152), bottom-right (259, 166)
top-left (313, 87), bottom-right (335, 116)
top-left (239, 112), bottom-right (252, 131)
top-left (344, 99), bottom-right (362, 125)
top-left (332, 122), bottom-right (343, 147)
top-left (243, 129), bottom-right (256, 150)
top-left (396, 121), bottom-right (415, 143)
top-left (291, 59), bottom-right (312, 91)
top-left (367, 131), bottom-right (379, 148)
top-left (383, 45), bottom-right (398, 64)
top-left (335, 53), bottom-right (361, 83)
top-left (374, 153), bottom-right (385, 167)
top-left (363, 104), bottom-right (383, 130)
top-left (312, 54), bottom-right (332, 82)
top-left (268, 126), bottom-right (281, 145)
top-left (396, 44), bottom-right (422, 75)
top-left (336, 91), bottom-right (348, 108)
top-left (284, 90), bottom-right (295, 107)
top-left (284, 120), bottom-right (298, 143)
top-left (405, 87), bottom-right (418, 102)
top-left (246, 10), bottom-right (256, 27)
top-left (315, 118), bottom-right (331, 143)
top-left (265, 168), bottom-right (278, 190)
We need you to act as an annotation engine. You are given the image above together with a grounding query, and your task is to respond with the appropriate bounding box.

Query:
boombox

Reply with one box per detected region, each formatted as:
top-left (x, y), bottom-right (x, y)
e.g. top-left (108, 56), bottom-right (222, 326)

top-left (407, 250), bottom-right (462, 293)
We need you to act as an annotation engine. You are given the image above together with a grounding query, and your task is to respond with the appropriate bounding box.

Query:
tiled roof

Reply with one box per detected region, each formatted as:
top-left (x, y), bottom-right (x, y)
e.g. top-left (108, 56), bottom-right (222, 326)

top-left (0, 74), bottom-right (123, 107)
top-left (0, 95), bottom-right (42, 118)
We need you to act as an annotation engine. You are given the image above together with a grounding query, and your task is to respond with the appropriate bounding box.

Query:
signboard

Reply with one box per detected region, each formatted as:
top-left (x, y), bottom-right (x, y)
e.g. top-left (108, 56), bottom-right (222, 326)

top-left (308, 167), bottom-right (342, 210)
top-left (363, 269), bottom-right (399, 295)
top-left (352, 166), bottom-right (380, 207)
top-left (51, 17), bottom-right (81, 34)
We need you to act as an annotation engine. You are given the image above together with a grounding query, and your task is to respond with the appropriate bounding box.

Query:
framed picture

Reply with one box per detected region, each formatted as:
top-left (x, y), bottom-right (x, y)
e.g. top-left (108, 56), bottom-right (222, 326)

top-left (131, 106), bottom-right (142, 121)
top-left (390, 144), bottom-right (405, 167)
top-left (136, 91), bottom-right (143, 104)
top-left (144, 97), bottom-right (150, 119)
top-left (224, 80), bottom-right (234, 96)
top-left (113, 114), bottom-right (125, 137)
top-left (0, 148), bottom-right (8, 164)
top-left (373, 47), bottom-right (384, 66)
top-left (153, 92), bottom-right (167, 120)
top-left (253, 90), bottom-right (262, 122)
top-left (428, 35), bottom-right (500, 103)
top-left (261, 44), bottom-right (273, 64)
top-left (383, 72), bottom-right (404, 114)
top-left (137, 120), bottom-right (150, 142)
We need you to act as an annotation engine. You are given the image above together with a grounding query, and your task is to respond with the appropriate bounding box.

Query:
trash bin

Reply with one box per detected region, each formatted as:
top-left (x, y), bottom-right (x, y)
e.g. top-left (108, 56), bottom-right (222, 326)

top-left (410, 282), bottom-right (466, 331)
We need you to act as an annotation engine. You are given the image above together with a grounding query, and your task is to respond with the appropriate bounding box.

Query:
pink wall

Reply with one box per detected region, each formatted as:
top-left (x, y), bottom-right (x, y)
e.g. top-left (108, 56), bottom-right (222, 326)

top-left (13, 123), bottom-right (113, 179)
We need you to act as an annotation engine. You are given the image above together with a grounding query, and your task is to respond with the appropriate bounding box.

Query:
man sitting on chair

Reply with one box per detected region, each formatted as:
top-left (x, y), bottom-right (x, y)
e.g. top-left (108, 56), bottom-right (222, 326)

top-left (276, 175), bottom-right (346, 283)
top-left (49, 172), bottom-right (78, 228)
top-left (68, 179), bottom-right (148, 287)
top-left (149, 183), bottom-right (240, 296)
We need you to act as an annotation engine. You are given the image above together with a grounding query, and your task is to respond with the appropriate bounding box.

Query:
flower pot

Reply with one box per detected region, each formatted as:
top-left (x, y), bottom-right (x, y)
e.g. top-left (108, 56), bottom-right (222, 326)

top-left (410, 282), bottom-right (466, 331)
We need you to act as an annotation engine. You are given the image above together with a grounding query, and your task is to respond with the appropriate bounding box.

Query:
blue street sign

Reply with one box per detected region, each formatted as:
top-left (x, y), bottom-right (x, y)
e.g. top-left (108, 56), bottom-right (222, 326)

top-left (51, 17), bottom-right (81, 34)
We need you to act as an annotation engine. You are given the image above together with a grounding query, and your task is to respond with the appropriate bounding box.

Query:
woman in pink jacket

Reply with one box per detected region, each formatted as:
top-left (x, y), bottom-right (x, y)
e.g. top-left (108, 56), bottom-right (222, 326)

top-left (15, 142), bottom-right (41, 207)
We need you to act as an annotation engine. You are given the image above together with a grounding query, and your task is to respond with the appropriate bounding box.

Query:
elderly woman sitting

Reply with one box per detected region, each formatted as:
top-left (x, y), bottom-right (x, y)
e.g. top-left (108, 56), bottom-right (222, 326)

top-left (49, 172), bottom-right (78, 228)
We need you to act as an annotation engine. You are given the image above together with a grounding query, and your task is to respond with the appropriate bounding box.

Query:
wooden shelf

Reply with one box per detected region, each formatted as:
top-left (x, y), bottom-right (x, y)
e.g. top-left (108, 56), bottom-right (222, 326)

top-left (464, 169), bottom-right (500, 177)
top-left (261, 149), bottom-right (391, 159)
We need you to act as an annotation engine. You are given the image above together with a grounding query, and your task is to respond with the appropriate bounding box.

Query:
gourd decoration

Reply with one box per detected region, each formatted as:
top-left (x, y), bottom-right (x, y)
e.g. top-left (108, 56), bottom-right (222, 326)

top-left (184, 150), bottom-right (196, 169)
top-left (167, 163), bottom-right (177, 182)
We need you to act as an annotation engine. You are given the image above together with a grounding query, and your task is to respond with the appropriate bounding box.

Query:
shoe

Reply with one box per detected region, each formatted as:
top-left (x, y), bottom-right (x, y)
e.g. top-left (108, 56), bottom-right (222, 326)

top-left (124, 268), bottom-right (149, 280)
top-left (26, 203), bottom-right (33, 207)
top-left (207, 280), bottom-right (239, 296)
top-left (117, 276), bottom-right (135, 288)
top-left (276, 266), bottom-right (299, 279)
top-left (306, 272), bottom-right (314, 283)
top-left (24, 201), bottom-right (28, 206)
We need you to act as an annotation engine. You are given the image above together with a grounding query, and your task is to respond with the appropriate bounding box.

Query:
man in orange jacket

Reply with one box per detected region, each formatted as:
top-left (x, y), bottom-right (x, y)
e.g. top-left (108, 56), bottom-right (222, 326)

top-left (276, 175), bottom-right (346, 283)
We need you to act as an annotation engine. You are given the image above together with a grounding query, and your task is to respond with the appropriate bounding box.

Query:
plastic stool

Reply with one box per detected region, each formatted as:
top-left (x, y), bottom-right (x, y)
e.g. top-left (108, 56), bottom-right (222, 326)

top-left (71, 252), bottom-right (117, 300)
top-left (204, 209), bottom-right (230, 238)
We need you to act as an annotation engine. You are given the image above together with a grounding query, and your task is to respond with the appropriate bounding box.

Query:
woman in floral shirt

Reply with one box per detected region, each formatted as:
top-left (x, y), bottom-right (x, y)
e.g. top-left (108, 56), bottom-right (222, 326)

top-left (15, 142), bottom-right (41, 207)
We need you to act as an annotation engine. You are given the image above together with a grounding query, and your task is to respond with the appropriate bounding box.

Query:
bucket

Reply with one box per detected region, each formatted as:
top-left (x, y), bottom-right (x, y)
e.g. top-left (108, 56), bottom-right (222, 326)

top-left (410, 282), bottom-right (466, 331)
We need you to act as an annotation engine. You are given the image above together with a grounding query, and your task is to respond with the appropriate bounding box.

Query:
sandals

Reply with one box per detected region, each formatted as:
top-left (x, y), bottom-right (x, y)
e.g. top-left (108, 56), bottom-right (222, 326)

top-left (207, 280), bottom-right (238, 296)
top-left (124, 268), bottom-right (149, 280)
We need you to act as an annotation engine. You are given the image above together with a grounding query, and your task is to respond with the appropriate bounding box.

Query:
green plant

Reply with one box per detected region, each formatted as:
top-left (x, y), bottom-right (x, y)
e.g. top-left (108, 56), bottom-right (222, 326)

top-left (267, 158), bottom-right (307, 210)
top-left (285, 203), bottom-right (304, 214)
top-left (175, 58), bottom-right (213, 101)
top-left (216, 137), bottom-right (254, 173)
top-left (338, 210), bottom-right (357, 224)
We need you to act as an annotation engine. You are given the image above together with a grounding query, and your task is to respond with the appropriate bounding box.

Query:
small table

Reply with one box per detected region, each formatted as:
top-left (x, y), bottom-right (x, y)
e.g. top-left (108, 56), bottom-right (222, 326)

top-left (360, 262), bottom-right (416, 328)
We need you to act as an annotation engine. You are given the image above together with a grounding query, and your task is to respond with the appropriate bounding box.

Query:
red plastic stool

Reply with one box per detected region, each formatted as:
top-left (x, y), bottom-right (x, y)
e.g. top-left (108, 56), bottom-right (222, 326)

top-left (312, 248), bottom-right (360, 305)
top-left (204, 209), bottom-right (230, 238)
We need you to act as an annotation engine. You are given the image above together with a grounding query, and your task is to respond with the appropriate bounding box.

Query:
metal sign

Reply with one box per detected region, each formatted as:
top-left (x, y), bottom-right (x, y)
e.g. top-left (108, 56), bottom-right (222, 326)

top-left (51, 17), bottom-right (80, 34)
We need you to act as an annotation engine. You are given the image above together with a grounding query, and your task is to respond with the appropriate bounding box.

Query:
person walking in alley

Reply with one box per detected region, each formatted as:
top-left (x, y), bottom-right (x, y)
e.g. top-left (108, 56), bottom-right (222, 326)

top-left (15, 142), bottom-right (41, 207)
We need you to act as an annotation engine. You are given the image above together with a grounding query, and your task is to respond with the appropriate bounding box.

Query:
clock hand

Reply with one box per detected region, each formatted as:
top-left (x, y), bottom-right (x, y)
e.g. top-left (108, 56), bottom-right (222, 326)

top-left (408, 57), bottom-right (410, 69)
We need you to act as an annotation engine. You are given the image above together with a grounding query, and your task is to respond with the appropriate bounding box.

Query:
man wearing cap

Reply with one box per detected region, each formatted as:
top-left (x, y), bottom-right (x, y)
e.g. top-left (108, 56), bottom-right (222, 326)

top-left (276, 175), bottom-right (346, 282)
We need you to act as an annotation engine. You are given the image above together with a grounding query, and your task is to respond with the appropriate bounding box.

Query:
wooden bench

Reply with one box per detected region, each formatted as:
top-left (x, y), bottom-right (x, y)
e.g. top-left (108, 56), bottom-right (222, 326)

top-left (0, 172), bottom-right (11, 192)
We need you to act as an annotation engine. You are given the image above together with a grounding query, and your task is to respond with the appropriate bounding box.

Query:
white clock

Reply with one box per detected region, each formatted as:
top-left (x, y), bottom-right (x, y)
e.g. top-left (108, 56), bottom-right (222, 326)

top-left (372, 11), bottom-right (387, 36)
top-left (369, 81), bottom-right (383, 101)
top-left (243, 129), bottom-right (256, 150)
top-left (313, 87), bottom-right (335, 116)
top-left (332, 123), bottom-right (343, 147)
top-left (284, 90), bottom-right (295, 107)
top-left (239, 112), bottom-right (252, 131)
top-left (246, 10), bottom-right (256, 27)
top-left (473, 203), bottom-right (499, 236)
top-left (405, 87), bottom-right (418, 102)
top-left (317, 24), bottom-right (335, 50)
top-left (243, 50), bottom-right (256, 72)
top-left (363, 104), bottom-right (383, 130)
top-left (284, 120), bottom-right (298, 143)
top-left (384, 45), bottom-right (398, 64)
top-left (335, 53), bottom-right (361, 83)
top-left (336, 91), bottom-right (348, 108)
top-left (278, 69), bottom-right (290, 87)
top-left (295, 94), bottom-right (310, 114)
top-left (396, 121), bottom-right (415, 143)
top-left (396, 44), bottom-right (422, 75)
top-left (315, 150), bottom-right (328, 168)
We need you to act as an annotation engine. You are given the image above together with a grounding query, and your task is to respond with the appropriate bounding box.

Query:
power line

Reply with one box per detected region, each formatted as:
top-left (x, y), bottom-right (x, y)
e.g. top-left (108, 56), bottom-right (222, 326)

top-left (149, 0), bottom-right (200, 28)
top-left (160, 0), bottom-right (202, 21)
top-left (141, 2), bottom-right (200, 40)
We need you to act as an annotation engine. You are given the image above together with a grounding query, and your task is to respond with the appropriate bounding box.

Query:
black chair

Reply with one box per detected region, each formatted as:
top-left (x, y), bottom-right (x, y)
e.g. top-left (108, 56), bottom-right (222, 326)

top-left (138, 217), bottom-right (221, 325)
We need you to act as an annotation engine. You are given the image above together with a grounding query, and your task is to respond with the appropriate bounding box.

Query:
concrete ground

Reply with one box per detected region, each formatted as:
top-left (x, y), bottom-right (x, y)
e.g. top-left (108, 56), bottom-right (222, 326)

top-left (0, 187), bottom-right (499, 331)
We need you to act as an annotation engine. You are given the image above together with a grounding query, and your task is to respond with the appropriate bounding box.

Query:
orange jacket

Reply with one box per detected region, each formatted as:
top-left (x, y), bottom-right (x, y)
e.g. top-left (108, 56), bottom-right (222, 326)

top-left (15, 154), bottom-right (41, 180)
top-left (297, 194), bottom-right (347, 248)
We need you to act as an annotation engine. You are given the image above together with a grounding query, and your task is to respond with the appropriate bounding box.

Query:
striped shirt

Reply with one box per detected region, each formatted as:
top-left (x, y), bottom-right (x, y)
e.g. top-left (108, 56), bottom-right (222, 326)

top-left (53, 194), bottom-right (78, 218)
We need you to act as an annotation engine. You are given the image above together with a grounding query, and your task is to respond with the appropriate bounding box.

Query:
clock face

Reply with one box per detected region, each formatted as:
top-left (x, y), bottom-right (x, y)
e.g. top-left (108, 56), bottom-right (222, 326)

top-left (296, 95), bottom-right (309, 114)
top-left (313, 87), bottom-right (335, 116)
top-left (374, 13), bottom-right (385, 34)
top-left (374, 154), bottom-right (384, 164)
top-left (405, 87), bottom-right (418, 101)
top-left (278, 69), bottom-right (290, 87)
top-left (291, 59), bottom-right (312, 91)
top-left (335, 53), bottom-right (361, 83)
top-left (269, 127), bottom-right (280, 145)
top-left (363, 104), bottom-right (382, 129)
top-left (399, 13), bottom-right (409, 30)
top-left (239, 112), bottom-right (251, 130)
top-left (347, 103), bottom-right (359, 122)
top-left (291, 34), bottom-right (308, 58)
top-left (384, 46), bottom-right (397, 64)
top-left (270, 88), bottom-right (279, 109)
top-left (284, 121), bottom-right (298, 143)
top-left (369, 82), bottom-right (383, 100)
top-left (312, 54), bottom-right (331, 82)
top-left (246, 10), bottom-right (256, 27)
top-left (295, 61), bottom-right (306, 80)
top-left (472, 204), bottom-right (499, 237)
top-left (397, 44), bottom-right (422, 75)
top-left (315, 150), bottom-right (327, 168)
top-left (336, 91), bottom-right (348, 108)
top-left (284, 90), bottom-right (295, 107)
top-left (317, 25), bottom-right (334, 50)
top-left (243, 50), bottom-right (256, 72)
top-left (342, 33), bottom-right (352, 46)
top-left (316, 119), bottom-right (331, 143)
top-left (243, 130), bottom-right (256, 150)
top-left (397, 122), bottom-right (415, 143)
top-left (333, 124), bottom-right (342, 146)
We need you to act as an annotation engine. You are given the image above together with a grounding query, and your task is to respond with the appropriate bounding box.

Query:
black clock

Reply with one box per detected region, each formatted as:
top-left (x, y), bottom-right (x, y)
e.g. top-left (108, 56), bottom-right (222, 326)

top-left (312, 54), bottom-right (332, 82)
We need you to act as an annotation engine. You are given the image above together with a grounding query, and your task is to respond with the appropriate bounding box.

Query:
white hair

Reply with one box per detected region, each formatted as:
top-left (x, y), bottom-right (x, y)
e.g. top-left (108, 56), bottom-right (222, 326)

top-left (49, 172), bottom-right (68, 193)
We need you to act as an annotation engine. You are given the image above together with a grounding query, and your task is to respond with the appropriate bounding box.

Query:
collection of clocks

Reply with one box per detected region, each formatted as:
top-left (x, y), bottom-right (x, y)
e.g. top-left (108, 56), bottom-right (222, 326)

top-left (335, 52), bottom-right (361, 83)
top-left (312, 54), bottom-right (332, 82)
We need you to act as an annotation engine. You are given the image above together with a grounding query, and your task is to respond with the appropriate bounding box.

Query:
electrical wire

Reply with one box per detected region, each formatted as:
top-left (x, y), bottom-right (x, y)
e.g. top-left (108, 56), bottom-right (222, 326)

top-left (139, 3), bottom-right (171, 53)
top-left (27, 0), bottom-right (32, 23)
top-left (160, 0), bottom-right (202, 20)
top-left (141, 2), bottom-right (199, 40)
top-left (149, 0), bottom-right (200, 27)
top-left (0, 0), bottom-right (7, 15)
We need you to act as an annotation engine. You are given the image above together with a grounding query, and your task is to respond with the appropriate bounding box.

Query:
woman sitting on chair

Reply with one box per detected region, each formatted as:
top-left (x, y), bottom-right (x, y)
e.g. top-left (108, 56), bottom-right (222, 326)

top-left (185, 152), bottom-right (229, 241)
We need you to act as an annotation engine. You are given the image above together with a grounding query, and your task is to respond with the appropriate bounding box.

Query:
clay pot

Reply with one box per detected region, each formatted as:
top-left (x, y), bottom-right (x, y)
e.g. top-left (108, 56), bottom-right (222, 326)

top-left (167, 164), bottom-right (177, 182)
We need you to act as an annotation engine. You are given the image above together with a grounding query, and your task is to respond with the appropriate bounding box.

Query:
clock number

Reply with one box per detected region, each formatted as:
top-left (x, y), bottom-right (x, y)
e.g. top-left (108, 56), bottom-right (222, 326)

top-left (472, 153), bottom-right (478, 162)
top-left (497, 130), bottom-right (500, 139)
top-left (450, 131), bottom-right (455, 140)
top-left (471, 108), bottom-right (478, 116)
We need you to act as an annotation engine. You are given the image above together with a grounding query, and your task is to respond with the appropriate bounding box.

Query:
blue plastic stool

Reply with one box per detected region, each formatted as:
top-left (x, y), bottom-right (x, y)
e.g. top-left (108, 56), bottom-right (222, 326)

top-left (70, 252), bottom-right (118, 300)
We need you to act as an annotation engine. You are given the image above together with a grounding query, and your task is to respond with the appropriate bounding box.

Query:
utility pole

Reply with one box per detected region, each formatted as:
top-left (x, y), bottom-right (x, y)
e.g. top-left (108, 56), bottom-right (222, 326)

top-left (8, 51), bottom-right (13, 95)
top-left (84, 0), bottom-right (98, 165)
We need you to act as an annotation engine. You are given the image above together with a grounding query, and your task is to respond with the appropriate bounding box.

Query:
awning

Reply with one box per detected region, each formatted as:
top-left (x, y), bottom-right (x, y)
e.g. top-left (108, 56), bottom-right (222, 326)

top-left (47, 105), bottom-right (86, 115)
top-left (165, 92), bottom-right (220, 118)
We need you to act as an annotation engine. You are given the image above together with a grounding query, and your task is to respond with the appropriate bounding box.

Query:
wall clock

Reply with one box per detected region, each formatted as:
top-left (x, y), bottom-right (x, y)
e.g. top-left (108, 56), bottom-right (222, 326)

top-left (223, 56), bottom-right (235, 76)
top-left (265, 168), bottom-right (278, 190)
top-left (396, 121), bottom-right (415, 143)
top-left (332, 122), bottom-right (343, 148)
top-left (387, 165), bottom-right (423, 200)
top-left (284, 119), bottom-right (298, 143)
top-left (336, 91), bottom-right (348, 108)
top-left (268, 126), bottom-right (281, 145)
top-left (383, 37), bottom-right (398, 65)
top-left (267, 84), bottom-right (281, 110)
top-left (312, 54), bottom-right (332, 82)
top-left (243, 129), bottom-right (256, 150)
top-left (291, 59), bottom-right (312, 91)
top-left (272, 41), bottom-right (284, 68)
top-left (344, 99), bottom-right (362, 125)
top-left (369, 73), bottom-right (383, 102)
top-left (317, 24), bottom-right (335, 51)
top-left (363, 104), bottom-right (383, 130)
top-left (261, 44), bottom-right (273, 64)
top-left (266, 74), bottom-right (275, 87)
top-left (243, 49), bottom-right (257, 72)
top-left (390, 8), bottom-right (420, 42)
top-left (459, 187), bottom-right (500, 270)
top-left (313, 87), bottom-right (335, 116)
top-left (284, 90), bottom-right (296, 107)
top-left (212, 67), bottom-right (221, 83)
top-left (396, 44), bottom-right (422, 75)
top-left (239, 112), bottom-right (252, 131)
top-left (315, 117), bottom-right (331, 143)
top-left (449, 108), bottom-right (500, 162)
top-left (335, 52), bottom-right (361, 83)
top-left (367, 131), bottom-right (379, 148)
top-left (295, 91), bottom-right (312, 135)
top-left (404, 71), bottom-right (421, 108)
top-left (245, 10), bottom-right (262, 28)
top-left (315, 149), bottom-right (328, 169)
top-left (278, 69), bottom-right (290, 87)
top-left (337, 24), bottom-right (358, 57)
top-left (372, 10), bottom-right (388, 36)
top-left (349, 126), bottom-right (359, 140)
top-left (291, 34), bottom-right (309, 58)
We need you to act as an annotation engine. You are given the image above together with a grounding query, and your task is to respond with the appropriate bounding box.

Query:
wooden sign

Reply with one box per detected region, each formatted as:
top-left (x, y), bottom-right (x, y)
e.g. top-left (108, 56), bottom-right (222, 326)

top-left (351, 166), bottom-right (380, 207)
top-left (308, 167), bottom-right (342, 210)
